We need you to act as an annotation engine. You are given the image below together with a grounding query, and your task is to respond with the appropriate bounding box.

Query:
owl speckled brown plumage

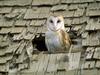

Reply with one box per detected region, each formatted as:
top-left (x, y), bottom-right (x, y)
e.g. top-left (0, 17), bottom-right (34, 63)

top-left (45, 15), bottom-right (71, 53)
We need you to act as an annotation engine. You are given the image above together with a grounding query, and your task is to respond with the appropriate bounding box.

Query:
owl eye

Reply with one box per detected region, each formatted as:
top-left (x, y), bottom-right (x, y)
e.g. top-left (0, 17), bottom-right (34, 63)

top-left (57, 19), bottom-right (61, 23)
top-left (49, 19), bottom-right (53, 23)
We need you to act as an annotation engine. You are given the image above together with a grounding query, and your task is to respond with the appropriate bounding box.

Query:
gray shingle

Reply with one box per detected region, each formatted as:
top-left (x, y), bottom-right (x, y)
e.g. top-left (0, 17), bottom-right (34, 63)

top-left (0, 55), bottom-right (13, 64)
top-left (51, 5), bottom-right (67, 11)
top-left (80, 0), bottom-right (94, 3)
top-left (82, 34), bottom-right (100, 46)
top-left (18, 63), bottom-right (28, 71)
top-left (96, 61), bottom-right (100, 68)
top-left (0, 48), bottom-right (7, 56)
top-left (0, 28), bottom-right (11, 34)
top-left (82, 69), bottom-right (98, 75)
top-left (24, 8), bottom-right (40, 19)
top-left (0, 18), bottom-right (14, 27)
top-left (0, 0), bottom-right (32, 6)
top-left (32, 0), bottom-right (59, 6)
top-left (24, 7), bottom-right (50, 19)
top-left (0, 64), bottom-right (8, 72)
top-left (6, 43), bottom-right (20, 54)
top-left (74, 9), bottom-right (84, 17)
top-left (0, 41), bottom-right (9, 48)
top-left (88, 3), bottom-right (100, 10)
top-left (54, 11), bottom-right (75, 18)
top-left (15, 20), bottom-right (30, 27)
top-left (61, 0), bottom-right (73, 4)
top-left (85, 18), bottom-right (100, 31)
top-left (83, 61), bottom-right (95, 69)
top-left (11, 27), bottom-right (24, 34)
top-left (82, 32), bottom-right (88, 39)
top-left (0, 7), bottom-right (12, 14)
top-left (86, 9), bottom-right (100, 16)
top-left (4, 8), bottom-right (26, 19)
top-left (93, 47), bottom-right (100, 59)
top-left (15, 42), bottom-right (26, 55)
top-left (30, 20), bottom-right (45, 27)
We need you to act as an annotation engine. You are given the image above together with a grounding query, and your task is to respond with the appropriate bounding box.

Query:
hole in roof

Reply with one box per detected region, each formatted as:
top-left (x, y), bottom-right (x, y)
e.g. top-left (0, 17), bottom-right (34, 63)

top-left (8, 32), bottom-right (14, 37)
top-left (2, 13), bottom-right (5, 16)
top-left (32, 33), bottom-right (48, 52)
top-left (0, 27), bottom-right (1, 30)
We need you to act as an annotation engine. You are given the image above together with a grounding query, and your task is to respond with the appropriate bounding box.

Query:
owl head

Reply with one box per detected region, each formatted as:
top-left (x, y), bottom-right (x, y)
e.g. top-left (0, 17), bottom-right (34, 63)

top-left (46, 15), bottom-right (65, 31)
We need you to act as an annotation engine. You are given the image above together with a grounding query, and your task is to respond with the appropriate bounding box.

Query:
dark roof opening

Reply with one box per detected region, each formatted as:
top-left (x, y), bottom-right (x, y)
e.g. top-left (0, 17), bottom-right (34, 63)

top-left (32, 33), bottom-right (48, 52)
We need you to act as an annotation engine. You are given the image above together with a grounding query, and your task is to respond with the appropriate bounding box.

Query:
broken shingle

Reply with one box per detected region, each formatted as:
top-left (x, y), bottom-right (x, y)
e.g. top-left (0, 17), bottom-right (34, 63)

top-left (51, 5), bottom-right (67, 11)
top-left (18, 63), bottom-right (28, 71)
top-left (15, 42), bottom-right (26, 55)
top-left (82, 32), bottom-right (88, 39)
top-left (5, 13), bottom-right (20, 19)
top-left (85, 47), bottom-right (95, 59)
top-left (0, 55), bottom-right (13, 64)
top-left (6, 43), bottom-right (20, 54)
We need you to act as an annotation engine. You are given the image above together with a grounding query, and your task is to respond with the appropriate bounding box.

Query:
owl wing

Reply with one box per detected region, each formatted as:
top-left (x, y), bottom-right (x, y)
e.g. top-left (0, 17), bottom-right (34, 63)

top-left (60, 30), bottom-right (71, 49)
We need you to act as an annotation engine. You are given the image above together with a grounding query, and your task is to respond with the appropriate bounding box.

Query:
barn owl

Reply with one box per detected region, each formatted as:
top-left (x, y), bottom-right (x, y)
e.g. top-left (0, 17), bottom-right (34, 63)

top-left (45, 15), bottom-right (71, 53)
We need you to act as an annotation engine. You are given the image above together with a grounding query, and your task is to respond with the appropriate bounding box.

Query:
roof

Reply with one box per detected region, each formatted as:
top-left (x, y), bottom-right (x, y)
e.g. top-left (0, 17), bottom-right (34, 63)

top-left (0, 0), bottom-right (100, 75)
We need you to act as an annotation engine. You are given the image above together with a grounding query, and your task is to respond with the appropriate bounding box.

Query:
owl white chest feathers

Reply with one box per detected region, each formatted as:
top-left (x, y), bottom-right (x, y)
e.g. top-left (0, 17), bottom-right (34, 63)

top-left (45, 16), bottom-right (71, 53)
